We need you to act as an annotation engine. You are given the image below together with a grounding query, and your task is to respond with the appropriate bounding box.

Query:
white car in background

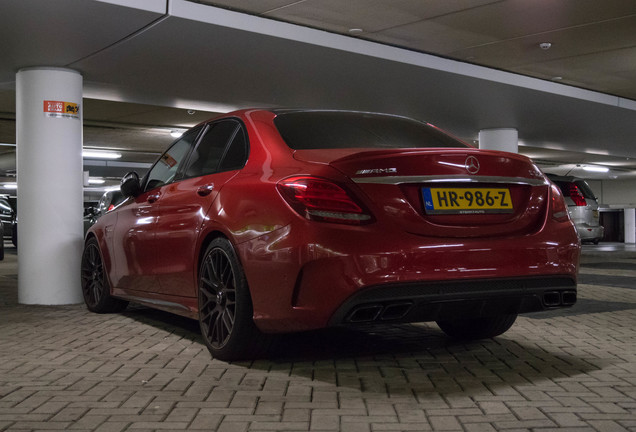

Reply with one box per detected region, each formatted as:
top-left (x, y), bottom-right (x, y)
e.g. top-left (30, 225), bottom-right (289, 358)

top-left (548, 175), bottom-right (604, 244)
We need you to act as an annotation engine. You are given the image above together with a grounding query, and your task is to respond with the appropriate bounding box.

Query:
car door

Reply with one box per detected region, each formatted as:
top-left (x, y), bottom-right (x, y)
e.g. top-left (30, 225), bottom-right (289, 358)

top-left (111, 127), bottom-right (201, 292)
top-left (153, 119), bottom-right (249, 297)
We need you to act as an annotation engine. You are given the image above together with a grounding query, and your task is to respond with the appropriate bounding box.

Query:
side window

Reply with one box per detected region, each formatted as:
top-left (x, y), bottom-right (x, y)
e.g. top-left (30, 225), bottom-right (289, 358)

top-left (184, 120), bottom-right (239, 178)
top-left (144, 127), bottom-right (201, 191)
top-left (218, 126), bottom-right (248, 172)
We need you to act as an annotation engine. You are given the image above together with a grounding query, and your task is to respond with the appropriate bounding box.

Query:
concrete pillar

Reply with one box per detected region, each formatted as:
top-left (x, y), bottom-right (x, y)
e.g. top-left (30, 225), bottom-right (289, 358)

top-left (625, 208), bottom-right (636, 244)
top-left (16, 67), bottom-right (84, 304)
top-left (479, 128), bottom-right (518, 153)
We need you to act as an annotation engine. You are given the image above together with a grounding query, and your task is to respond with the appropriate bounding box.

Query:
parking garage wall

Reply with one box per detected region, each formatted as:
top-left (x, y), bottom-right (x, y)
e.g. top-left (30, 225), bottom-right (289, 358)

top-left (597, 179), bottom-right (636, 207)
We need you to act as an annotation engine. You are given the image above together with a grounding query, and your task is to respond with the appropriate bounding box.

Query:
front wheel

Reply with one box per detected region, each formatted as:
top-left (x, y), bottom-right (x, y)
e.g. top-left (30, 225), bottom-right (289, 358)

top-left (80, 238), bottom-right (128, 313)
top-left (198, 238), bottom-right (271, 361)
top-left (436, 314), bottom-right (517, 340)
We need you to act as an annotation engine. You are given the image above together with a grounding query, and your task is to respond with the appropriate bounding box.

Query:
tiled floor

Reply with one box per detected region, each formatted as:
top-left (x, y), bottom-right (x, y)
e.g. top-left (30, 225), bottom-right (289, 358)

top-left (1, 244), bottom-right (635, 431)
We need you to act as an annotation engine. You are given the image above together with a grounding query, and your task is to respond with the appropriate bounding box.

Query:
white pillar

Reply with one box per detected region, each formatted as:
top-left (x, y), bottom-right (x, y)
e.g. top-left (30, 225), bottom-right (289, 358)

top-left (16, 67), bottom-right (84, 304)
top-left (479, 128), bottom-right (518, 153)
top-left (625, 208), bottom-right (636, 244)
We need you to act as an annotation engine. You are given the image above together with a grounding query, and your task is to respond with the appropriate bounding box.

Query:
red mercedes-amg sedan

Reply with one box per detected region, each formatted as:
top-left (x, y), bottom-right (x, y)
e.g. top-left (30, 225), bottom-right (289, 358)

top-left (81, 109), bottom-right (580, 360)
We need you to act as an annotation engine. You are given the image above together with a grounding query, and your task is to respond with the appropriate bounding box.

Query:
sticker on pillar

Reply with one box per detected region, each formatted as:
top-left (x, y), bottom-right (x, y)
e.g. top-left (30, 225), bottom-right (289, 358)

top-left (43, 100), bottom-right (80, 119)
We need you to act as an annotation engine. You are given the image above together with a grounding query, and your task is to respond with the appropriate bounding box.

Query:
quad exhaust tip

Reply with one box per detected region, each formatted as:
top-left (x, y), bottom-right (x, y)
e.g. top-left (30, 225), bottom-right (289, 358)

top-left (345, 289), bottom-right (576, 323)
top-left (543, 290), bottom-right (577, 307)
top-left (346, 302), bottom-right (412, 323)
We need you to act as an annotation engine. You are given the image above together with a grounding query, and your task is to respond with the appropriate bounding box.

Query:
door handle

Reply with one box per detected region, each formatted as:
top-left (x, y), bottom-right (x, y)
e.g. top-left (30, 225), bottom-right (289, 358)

top-left (197, 184), bottom-right (215, 197)
top-left (147, 193), bottom-right (161, 203)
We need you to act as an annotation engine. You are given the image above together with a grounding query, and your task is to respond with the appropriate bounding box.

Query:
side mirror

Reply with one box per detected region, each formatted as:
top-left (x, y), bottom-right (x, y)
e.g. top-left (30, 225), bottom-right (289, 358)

top-left (120, 172), bottom-right (141, 198)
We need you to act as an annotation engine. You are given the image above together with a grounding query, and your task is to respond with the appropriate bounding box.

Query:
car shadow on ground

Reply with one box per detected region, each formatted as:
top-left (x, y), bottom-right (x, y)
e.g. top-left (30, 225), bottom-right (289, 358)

top-left (122, 305), bottom-right (602, 398)
top-left (122, 305), bottom-right (465, 361)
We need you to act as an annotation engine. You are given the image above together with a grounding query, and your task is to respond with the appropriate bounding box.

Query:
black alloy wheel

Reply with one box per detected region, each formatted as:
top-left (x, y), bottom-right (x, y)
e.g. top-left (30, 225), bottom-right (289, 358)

top-left (198, 238), bottom-right (270, 360)
top-left (199, 246), bottom-right (237, 349)
top-left (80, 238), bottom-right (128, 313)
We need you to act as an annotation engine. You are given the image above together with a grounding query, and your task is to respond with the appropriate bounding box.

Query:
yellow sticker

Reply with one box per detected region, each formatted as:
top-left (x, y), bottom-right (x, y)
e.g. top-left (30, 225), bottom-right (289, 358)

top-left (43, 100), bottom-right (80, 119)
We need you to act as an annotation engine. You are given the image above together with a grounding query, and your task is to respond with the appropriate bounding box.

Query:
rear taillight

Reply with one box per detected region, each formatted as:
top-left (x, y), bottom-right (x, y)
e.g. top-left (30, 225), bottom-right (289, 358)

top-left (277, 176), bottom-right (373, 225)
top-left (567, 183), bottom-right (587, 206)
top-left (550, 183), bottom-right (570, 222)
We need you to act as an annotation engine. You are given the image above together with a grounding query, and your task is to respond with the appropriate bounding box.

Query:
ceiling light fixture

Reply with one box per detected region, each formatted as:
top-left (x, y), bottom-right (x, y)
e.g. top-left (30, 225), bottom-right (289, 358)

top-left (3, 183), bottom-right (17, 189)
top-left (170, 130), bottom-right (184, 138)
top-left (580, 165), bottom-right (609, 173)
top-left (88, 178), bottom-right (106, 185)
top-left (539, 42), bottom-right (552, 50)
top-left (82, 150), bottom-right (122, 159)
top-left (348, 28), bottom-right (363, 34)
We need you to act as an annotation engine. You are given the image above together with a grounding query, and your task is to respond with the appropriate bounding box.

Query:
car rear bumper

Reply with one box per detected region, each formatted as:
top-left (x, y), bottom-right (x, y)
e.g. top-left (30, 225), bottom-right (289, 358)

top-left (239, 222), bottom-right (580, 333)
top-left (576, 224), bottom-right (604, 242)
top-left (328, 276), bottom-right (576, 326)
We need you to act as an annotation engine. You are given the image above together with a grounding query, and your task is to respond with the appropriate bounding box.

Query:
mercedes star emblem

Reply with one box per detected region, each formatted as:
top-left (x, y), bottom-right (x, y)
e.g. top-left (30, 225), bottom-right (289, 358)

top-left (465, 156), bottom-right (480, 174)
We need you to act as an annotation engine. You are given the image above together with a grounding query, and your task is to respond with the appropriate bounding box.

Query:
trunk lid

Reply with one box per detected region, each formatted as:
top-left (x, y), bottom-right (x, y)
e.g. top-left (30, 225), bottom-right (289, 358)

top-left (294, 148), bottom-right (550, 238)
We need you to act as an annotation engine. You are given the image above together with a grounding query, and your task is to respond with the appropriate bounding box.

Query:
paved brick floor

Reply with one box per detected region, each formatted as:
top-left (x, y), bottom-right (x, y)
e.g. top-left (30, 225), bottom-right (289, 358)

top-left (1, 245), bottom-right (635, 431)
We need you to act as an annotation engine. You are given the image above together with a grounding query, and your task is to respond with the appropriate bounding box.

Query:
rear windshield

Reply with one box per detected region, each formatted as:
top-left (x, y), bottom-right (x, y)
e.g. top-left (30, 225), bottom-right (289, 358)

top-left (274, 111), bottom-right (470, 150)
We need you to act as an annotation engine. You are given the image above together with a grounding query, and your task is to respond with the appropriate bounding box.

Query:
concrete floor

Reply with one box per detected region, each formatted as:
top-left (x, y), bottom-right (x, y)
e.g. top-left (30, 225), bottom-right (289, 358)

top-left (0, 244), bottom-right (635, 431)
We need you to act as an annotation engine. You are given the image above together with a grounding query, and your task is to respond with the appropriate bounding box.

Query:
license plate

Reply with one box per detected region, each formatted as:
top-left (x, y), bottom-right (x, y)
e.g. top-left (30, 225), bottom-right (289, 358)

top-left (422, 187), bottom-right (513, 214)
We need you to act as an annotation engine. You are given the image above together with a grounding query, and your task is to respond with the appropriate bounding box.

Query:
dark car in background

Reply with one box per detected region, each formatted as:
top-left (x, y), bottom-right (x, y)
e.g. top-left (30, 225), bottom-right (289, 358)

top-left (548, 175), bottom-right (604, 244)
top-left (0, 197), bottom-right (15, 245)
top-left (0, 218), bottom-right (4, 260)
top-left (84, 190), bottom-right (126, 233)
top-left (97, 190), bottom-right (125, 215)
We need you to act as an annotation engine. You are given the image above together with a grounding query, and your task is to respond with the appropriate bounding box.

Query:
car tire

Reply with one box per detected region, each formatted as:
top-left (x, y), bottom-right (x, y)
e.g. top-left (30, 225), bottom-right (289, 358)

top-left (81, 237), bottom-right (128, 313)
top-left (198, 238), bottom-right (271, 361)
top-left (436, 314), bottom-right (517, 340)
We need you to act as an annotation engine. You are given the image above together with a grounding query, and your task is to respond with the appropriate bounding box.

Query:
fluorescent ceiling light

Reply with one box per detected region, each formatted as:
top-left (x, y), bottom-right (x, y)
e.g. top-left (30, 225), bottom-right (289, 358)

top-left (88, 178), bottom-right (105, 184)
top-left (170, 130), bottom-right (184, 138)
top-left (83, 185), bottom-right (121, 193)
top-left (3, 183), bottom-right (17, 189)
top-left (581, 165), bottom-right (609, 173)
top-left (83, 150), bottom-right (122, 159)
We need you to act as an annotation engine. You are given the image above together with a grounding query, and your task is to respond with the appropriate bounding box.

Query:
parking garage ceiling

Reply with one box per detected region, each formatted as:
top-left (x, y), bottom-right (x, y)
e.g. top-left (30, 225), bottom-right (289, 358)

top-left (1, 0), bottom-right (636, 187)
